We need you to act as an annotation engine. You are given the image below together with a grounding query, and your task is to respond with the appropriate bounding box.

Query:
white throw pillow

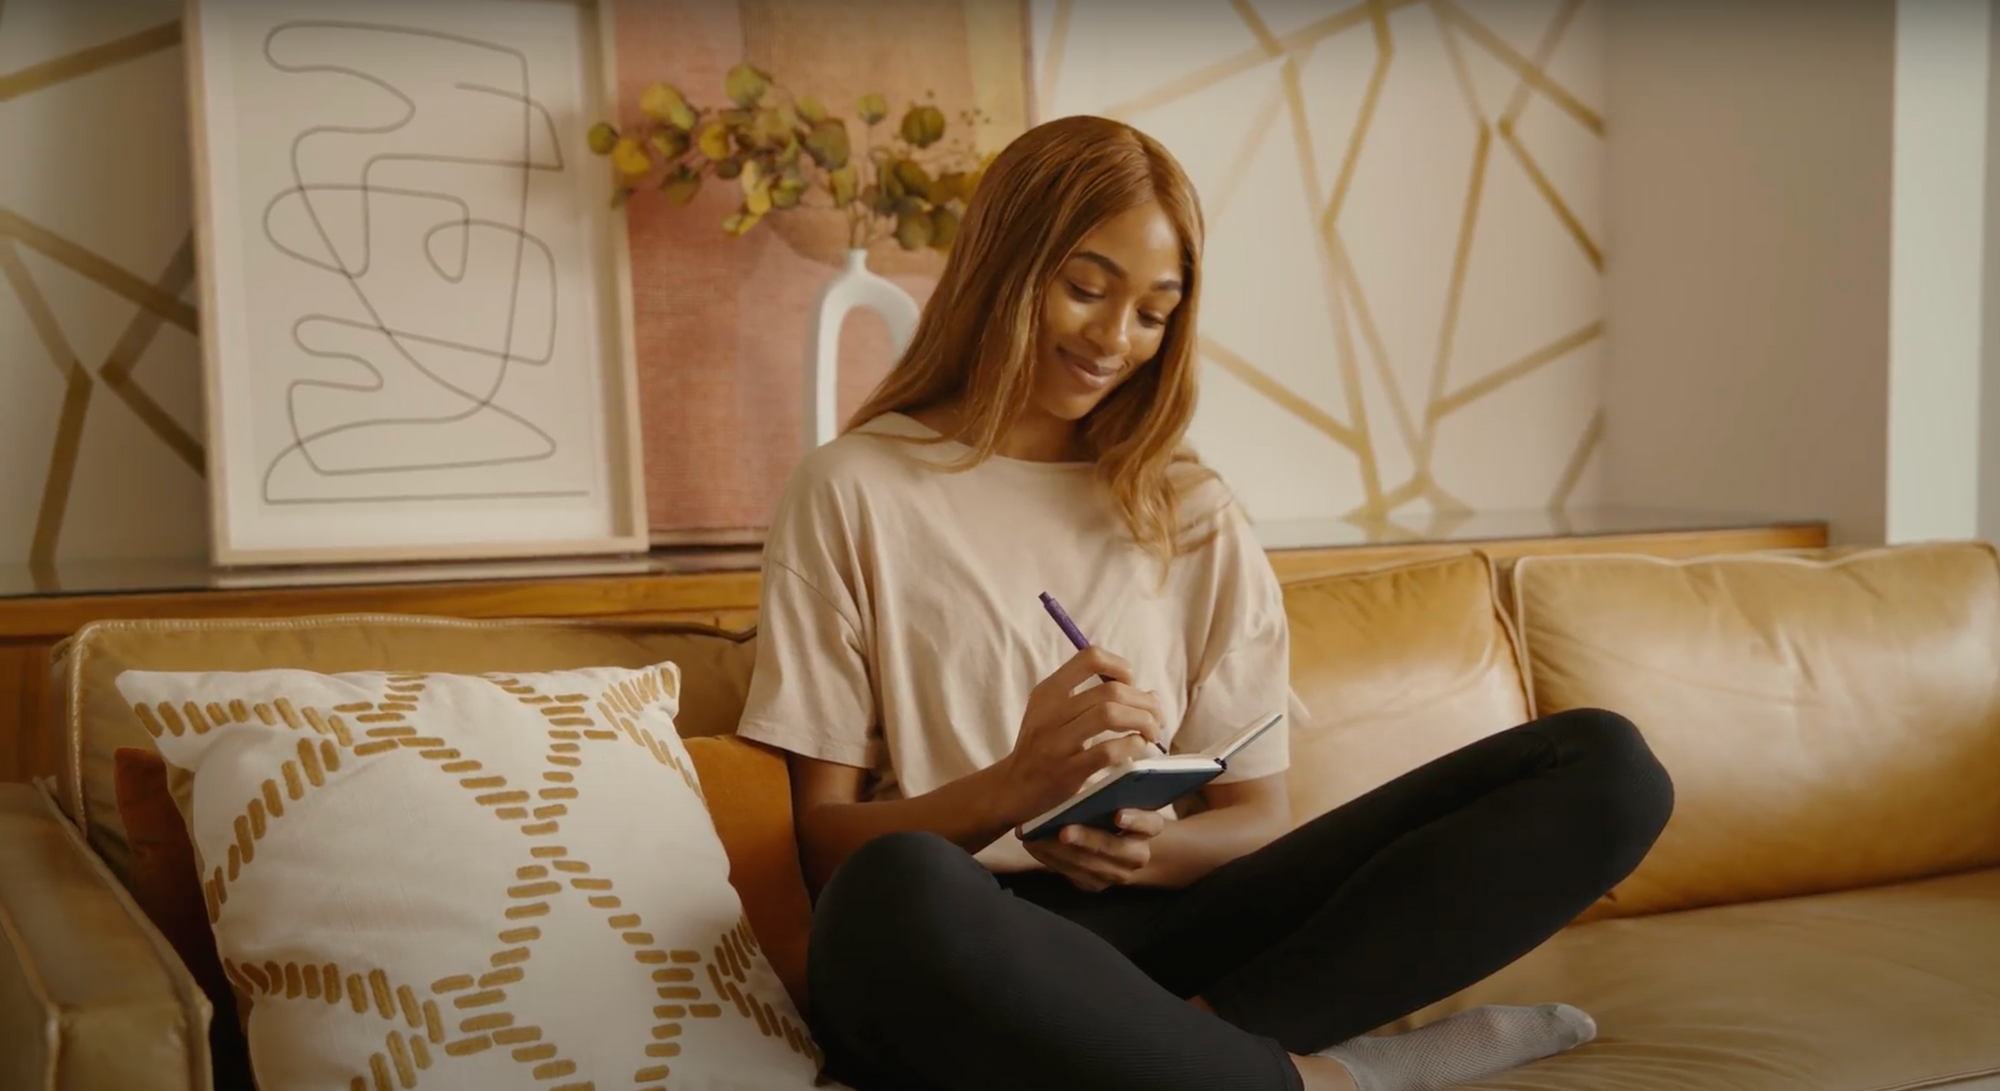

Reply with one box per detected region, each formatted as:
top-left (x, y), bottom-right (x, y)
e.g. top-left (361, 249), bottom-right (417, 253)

top-left (115, 662), bottom-right (823, 1091)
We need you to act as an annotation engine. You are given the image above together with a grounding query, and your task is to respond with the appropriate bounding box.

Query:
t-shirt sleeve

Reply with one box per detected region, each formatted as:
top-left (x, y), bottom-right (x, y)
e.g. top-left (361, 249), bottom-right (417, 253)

top-left (734, 467), bottom-right (882, 770)
top-left (1171, 487), bottom-right (1294, 784)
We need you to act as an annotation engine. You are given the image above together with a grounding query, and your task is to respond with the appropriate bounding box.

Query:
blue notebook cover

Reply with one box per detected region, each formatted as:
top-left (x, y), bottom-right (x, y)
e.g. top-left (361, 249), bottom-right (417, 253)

top-left (1016, 711), bottom-right (1284, 842)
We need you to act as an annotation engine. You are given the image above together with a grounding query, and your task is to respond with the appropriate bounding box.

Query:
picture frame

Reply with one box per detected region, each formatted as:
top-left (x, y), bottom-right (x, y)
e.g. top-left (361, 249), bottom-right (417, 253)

top-left (185, 0), bottom-right (648, 566)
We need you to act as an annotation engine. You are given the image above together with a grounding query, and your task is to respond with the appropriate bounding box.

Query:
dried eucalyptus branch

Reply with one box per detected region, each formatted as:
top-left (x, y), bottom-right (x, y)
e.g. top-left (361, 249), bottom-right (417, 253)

top-left (590, 63), bottom-right (992, 253)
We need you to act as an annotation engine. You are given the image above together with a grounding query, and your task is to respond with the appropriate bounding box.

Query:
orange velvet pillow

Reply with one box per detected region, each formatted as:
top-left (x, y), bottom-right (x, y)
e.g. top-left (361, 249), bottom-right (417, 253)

top-left (111, 736), bottom-right (815, 1017)
top-left (683, 735), bottom-right (815, 1010)
top-left (112, 747), bottom-right (256, 1091)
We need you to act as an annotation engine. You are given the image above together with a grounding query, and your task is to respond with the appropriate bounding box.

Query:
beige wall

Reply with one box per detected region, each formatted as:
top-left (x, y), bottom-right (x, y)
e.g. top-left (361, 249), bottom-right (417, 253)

top-left (1, 0), bottom-right (206, 569)
top-left (1032, 0), bottom-right (1607, 536)
top-left (1887, 0), bottom-right (1990, 544)
top-left (1600, 0), bottom-right (1897, 546)
top-left (1983, 0), bottom-right (2000, 546)
top-left (5, 0), bottom-right (1612, 568)
top-left (5, 0), bottom-right (1612, 567)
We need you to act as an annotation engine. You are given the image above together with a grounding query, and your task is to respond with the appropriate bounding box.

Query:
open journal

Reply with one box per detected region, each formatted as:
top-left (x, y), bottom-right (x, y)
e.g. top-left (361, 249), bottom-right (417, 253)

top-left (1015, 711), bottom-right (1286, 842)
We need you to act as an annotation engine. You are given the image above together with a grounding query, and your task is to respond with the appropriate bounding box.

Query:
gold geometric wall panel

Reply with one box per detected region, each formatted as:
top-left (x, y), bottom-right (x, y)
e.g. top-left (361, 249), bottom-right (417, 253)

top-left (1, 1), bottom-right (207, 575)
top-left (1, 0), bottom-right (1606, 569)
top-left (1031, 0), bottom-right (1604, 538)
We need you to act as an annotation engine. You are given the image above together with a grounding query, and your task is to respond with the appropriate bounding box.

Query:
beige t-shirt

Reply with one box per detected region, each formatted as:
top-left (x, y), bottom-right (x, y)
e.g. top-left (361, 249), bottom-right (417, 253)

top-left (735, 412), bottom-right (1296, 871)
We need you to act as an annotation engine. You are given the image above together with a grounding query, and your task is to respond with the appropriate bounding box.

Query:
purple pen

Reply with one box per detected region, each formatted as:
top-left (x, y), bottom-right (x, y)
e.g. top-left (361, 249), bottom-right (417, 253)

top-left (1039, 592), bottom-right (1114, 683)
top-left (1040, 592), bottom-right (1164, 755)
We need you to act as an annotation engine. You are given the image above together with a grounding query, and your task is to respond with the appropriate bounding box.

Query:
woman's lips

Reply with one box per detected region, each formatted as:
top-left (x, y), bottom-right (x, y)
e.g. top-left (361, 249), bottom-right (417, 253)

top-left (1058, 345), bottom-right (1121, 390)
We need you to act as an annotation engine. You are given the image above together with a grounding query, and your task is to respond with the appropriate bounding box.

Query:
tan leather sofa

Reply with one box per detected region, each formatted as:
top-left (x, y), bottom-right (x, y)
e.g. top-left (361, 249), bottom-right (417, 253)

top-left (5, 543), bottom-right (1999, 1090)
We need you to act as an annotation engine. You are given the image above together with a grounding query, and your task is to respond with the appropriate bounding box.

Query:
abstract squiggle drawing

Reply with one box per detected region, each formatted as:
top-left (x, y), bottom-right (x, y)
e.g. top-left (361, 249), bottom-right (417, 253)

top-left (257, 21), bottom-right (584, 505)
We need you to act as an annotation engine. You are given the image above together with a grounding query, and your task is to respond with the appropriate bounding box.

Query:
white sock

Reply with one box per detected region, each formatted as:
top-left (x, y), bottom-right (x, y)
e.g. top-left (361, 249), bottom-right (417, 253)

top-left (1318, 1003), bottom-right (1597, 1091)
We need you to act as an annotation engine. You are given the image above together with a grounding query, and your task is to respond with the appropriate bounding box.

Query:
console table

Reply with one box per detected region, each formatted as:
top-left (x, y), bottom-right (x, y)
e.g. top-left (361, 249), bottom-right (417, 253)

top-left (0, 507), bottom-right (1827, 784)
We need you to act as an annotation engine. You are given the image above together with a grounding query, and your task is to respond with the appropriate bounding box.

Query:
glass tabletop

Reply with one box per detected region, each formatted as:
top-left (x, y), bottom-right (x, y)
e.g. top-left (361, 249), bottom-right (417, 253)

top-left (0, 547), bottom-right (765, 599)
top-left (1251, 505), bottom-right (1824, 552)
top-left (0, 506), bottom-right (1822, 600)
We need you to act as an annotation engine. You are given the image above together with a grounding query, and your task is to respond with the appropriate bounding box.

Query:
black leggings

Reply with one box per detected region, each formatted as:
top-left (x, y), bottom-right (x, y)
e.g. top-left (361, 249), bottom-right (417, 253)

top-left (807, 708), bottom-right (1675, 1091)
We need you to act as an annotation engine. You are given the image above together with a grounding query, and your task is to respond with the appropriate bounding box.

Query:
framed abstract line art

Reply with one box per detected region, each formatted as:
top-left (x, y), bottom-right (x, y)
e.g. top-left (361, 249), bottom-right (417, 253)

top-left (185, 0), bottom-right (648, 566)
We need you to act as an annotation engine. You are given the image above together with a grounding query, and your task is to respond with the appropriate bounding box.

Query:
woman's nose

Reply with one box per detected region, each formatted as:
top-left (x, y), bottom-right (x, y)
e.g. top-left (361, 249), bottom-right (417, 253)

top-left (1081, 308), bottom-right (1132, 358)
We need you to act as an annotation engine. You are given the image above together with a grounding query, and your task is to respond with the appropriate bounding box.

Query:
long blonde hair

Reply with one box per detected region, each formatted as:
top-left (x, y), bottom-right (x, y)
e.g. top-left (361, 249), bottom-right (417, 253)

top-left (846, 115), bottom-right (1215, 564)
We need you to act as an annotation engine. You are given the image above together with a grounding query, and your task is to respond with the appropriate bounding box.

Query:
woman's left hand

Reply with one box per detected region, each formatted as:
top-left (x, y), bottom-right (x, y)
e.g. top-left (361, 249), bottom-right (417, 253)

top-left (1024, 808), bottom-right (1168, 892)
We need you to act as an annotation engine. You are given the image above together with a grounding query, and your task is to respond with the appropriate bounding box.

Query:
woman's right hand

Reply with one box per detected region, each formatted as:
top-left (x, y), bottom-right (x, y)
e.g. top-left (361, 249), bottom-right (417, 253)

top-left (1000, 646), bottom-right (1165, 824)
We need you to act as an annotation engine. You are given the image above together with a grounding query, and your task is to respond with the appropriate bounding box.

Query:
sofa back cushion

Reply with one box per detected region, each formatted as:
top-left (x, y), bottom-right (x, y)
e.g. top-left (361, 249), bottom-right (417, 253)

top-left (1513, 542), bottom-right (2000, 919)
top-left (53, 616), bottom-right (757, 886)
top-left (1281, 554), bottom-right (1532, 825)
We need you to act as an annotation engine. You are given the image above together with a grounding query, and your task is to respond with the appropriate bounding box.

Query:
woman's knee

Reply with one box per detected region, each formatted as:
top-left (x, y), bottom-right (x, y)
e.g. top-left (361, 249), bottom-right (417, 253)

top-left (809, 832), bottom-right (988, 982)
top-left (829, 830), bottom-right (978, 894)
top-left (1538, 707), bottom-right (1676, 846)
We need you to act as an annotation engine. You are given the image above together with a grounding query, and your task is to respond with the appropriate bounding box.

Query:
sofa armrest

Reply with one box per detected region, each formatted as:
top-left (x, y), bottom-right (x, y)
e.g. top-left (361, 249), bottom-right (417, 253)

top-left (0, 782), bottom-right (213, 1091)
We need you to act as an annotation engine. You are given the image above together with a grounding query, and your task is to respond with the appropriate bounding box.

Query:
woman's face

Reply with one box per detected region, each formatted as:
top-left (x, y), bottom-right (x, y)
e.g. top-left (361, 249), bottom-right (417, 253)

top-left (1031, 200), bottom-right (1185, 423)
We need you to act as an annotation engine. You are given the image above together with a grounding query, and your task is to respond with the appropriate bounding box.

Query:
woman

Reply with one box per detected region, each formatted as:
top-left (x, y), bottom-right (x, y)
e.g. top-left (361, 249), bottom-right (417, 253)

top-left (736, 114), bottom-right (1674, 1091)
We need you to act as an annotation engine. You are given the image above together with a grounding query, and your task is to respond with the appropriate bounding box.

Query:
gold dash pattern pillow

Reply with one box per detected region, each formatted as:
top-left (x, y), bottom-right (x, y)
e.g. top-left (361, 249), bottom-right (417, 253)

top-left (114, 663), bottom-right (825, 1091)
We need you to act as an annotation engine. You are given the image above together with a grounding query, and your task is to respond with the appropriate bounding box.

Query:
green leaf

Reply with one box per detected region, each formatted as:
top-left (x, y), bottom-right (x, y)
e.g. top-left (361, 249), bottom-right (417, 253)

top-left (742, 160), bottom-right (773, 215)
top-left (894, 208), bottom-right (935, 250)
top-left (773, 172), bottom-right (806, 209)
top-left (587, 122), bottom-right (619, 156)
top-left (697, 121), bottom-right (732, 161)
top-left (724, 63), bottom-right (770, 109)
top-left (750, 107), bottom-right (792, 148)
top-left (712, 156), bottom-right (743, 180)
top-left (640, 83), bottom-right (697, 130)
top-left (929, 205), bottom-right (959, 249)
top-left (649, 128), bottom-right (690, 160)
top-left (857, 93), bottom-right (889, 125)
top-left (798, 95), bottom-right (828, 124)
top-left (804, 119), bottom-right (851, 170)
top-left (831, 164), bottom-right (859, 207)
top-left (893, 160), bottom-right (933, 198)
top-left (900, 104), bottom-right (946, 148)
top-left (934, 170), bottom-right (969, 203)
top-left (661, 167), bottom-right (701, 206)
top-left (611, 137), bottom-right (651, 178)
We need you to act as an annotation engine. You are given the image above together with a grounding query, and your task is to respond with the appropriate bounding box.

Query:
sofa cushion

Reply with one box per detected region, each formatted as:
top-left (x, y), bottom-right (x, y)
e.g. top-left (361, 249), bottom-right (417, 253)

top-left (1385, 868), bottom-right (2000, 1091)
top-left (53, 616), bottom-right (757, 886)
top-left (1281, 553), bottom-right (1532, 826)
top-left (1513, 543), bottom-right (2000, 919)
top-left (0, 782), bottom-right (213, 1091)
top-left (113, 661), bottom-right (819, 1091)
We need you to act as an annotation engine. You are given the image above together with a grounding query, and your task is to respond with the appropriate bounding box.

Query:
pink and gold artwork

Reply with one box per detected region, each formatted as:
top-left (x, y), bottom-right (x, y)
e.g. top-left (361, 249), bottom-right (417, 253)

top-left (613, 0), bottom-right (1031, 544)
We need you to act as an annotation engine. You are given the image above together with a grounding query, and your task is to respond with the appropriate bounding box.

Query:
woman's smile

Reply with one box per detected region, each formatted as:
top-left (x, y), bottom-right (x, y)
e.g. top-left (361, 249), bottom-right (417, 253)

top-left (1057, 344), bottom-right (1124, 391)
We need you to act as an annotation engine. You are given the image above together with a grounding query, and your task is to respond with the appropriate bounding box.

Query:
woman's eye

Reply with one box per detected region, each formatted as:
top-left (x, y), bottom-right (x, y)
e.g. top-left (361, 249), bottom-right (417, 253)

top-left (1067, 282), bottom-right (1103, 302)
top-left (1139, 313), bottom-right (1166, 329)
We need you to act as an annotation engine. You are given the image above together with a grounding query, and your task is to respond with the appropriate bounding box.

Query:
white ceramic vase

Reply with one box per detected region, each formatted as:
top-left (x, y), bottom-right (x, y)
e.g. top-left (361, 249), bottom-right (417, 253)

top-left (802, 247), bottom-right (920, 449)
